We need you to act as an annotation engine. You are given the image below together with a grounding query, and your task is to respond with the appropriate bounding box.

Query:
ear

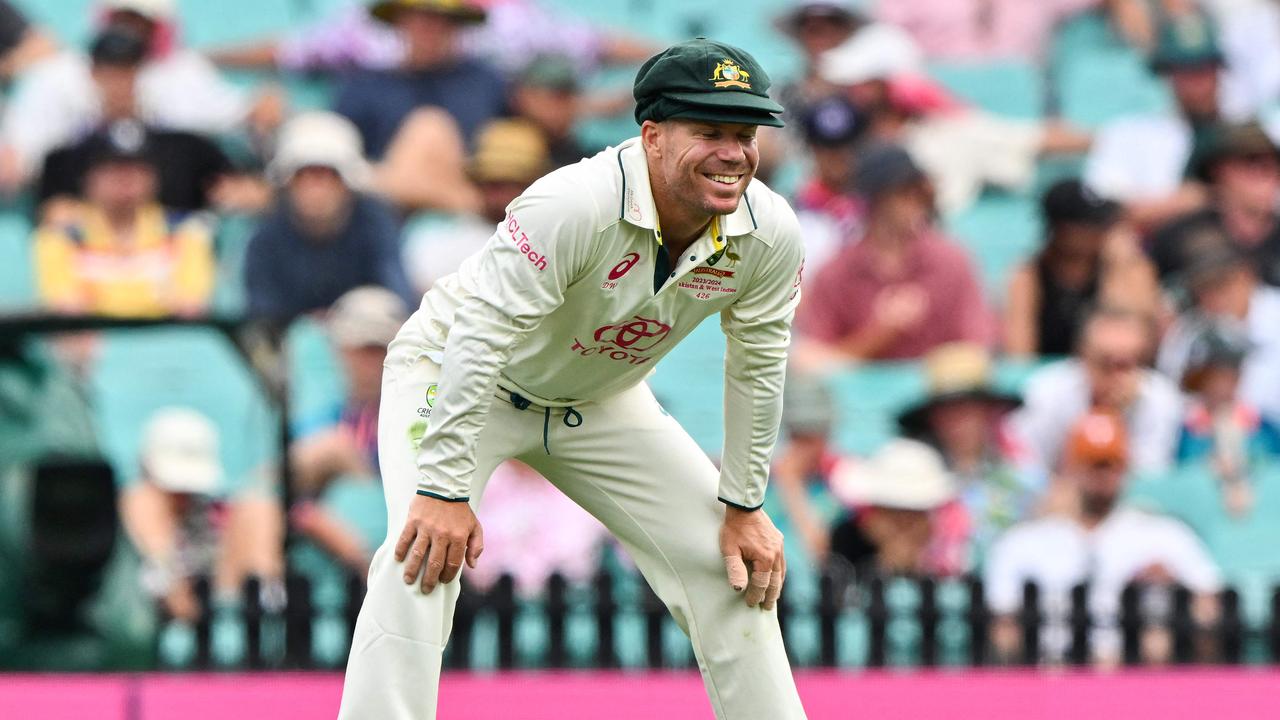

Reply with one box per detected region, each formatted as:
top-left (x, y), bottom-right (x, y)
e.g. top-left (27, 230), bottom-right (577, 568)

top-left (640, 120), bottom-right (663, 157)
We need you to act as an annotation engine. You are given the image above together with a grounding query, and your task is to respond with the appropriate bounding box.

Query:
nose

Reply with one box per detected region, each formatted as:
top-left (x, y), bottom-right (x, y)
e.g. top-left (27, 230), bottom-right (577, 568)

top-left (715, 136), bottom-right (748, 166)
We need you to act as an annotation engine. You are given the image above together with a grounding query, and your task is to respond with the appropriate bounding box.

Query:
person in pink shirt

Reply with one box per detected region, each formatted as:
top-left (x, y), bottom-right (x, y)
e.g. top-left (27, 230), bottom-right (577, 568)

top-left (875, 0), bottom-right (1144, 63)
top-left (794, 143), bottom-right (996, 363)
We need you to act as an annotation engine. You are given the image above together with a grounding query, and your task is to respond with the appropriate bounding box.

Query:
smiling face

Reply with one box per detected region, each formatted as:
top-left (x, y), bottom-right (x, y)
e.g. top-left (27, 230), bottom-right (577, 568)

top-left (642, 119), bottom-right (760, 227)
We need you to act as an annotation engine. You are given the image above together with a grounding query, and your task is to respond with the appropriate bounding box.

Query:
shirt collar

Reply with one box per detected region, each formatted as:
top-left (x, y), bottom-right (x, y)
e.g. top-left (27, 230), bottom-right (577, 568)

top-left (615, 137), bottom-right (760, 239)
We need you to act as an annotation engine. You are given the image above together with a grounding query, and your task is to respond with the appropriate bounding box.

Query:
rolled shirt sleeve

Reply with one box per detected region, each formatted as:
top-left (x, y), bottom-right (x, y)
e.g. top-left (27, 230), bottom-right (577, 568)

top-left (717, 217), bottom-right (805, 510)
top-left (414, 180), bottom-right (596, 500)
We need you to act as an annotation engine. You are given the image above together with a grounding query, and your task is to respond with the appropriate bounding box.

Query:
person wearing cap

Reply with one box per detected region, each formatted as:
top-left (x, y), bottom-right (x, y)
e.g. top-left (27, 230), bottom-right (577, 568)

top-left (770, 372), bottom-right (846, 561)
top-left (793, 142), bottom-right (995, 364)
top-left (985, 410), bottom-right (1222, 666)
top-left (773, 1), bottom-right (865, 119)
top-left (791, 95), bottom-right (868, 272)
top-left (120, 407), bottom-right (284, 625)
top-left (1169, 320), bottom-right (1280, 515)
top-left (402, 119), bottom-right (551, 294)
top-left (825, 439), bottom-right (962, 576)
top-left (1149, 121), bottom-right (1280, 289)
top-left (511, 53), bottom-right (590, 169)
top-left (34, 28), bottom-right (237, 224)
top-left (0, 0), bottom-right (267, 190)
top-left (1082, 8), bottom-right (1261, 229)
top-left (1004, 178), bottom-right (1159, 357)
top-left (289, 287), bottom-right (411, 573)
top-left (339, 38), bottom-right (806, 718)
top-left (244, 112), bottom-right (415, 325)
top-left (896, 343), bottom-right (1043, 564)
top-left (1156, 239), bottom-right (1280, 426)
top-left (31, 120), bottom-right (215, 318)
top-left (333, 0), bottom-right (505, 161)
top-left (1012, 306), bottom-right (1182, 474)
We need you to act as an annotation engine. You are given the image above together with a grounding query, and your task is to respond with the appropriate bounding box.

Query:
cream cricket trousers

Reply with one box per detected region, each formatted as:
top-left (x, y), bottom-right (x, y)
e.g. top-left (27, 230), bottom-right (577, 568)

top-left (337, 349), bottom-right (806, 719)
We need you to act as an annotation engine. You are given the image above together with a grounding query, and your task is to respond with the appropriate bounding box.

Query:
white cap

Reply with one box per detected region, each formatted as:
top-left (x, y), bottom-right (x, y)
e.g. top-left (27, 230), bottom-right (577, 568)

top-left (829, 439), bottom-right (955, 511)
top-left (268, 111), bottom-right (373, 189)
top-left (328, 286), bottom-right (409, 348)
top-left (818, 22), bottom-right (924, 86)
top-left (141, 407), bottom-right (222, 495)
top-left (101, 0), bottom-right (176, 20)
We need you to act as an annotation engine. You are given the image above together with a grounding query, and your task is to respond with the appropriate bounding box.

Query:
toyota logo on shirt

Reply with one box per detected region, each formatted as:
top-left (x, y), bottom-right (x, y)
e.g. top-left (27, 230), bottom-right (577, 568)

top-left (593, 315), bottom-right (671, 351)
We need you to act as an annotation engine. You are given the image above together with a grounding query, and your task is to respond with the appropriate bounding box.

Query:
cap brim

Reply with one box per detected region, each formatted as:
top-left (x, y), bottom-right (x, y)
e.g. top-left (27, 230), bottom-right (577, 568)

top-left (370, 1), bottom-right (487, 24)
top-left (897, 390), bottom-right (1021, 439)
top-left (666, 90), bottom-right (786, 114)
top-left (658, 91), bottom-right (786, 128)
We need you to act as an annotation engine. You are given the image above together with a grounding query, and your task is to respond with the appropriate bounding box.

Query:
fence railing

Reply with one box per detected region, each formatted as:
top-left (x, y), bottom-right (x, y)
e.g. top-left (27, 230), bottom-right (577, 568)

top-left (161, 568), bottom-right (1280, 671)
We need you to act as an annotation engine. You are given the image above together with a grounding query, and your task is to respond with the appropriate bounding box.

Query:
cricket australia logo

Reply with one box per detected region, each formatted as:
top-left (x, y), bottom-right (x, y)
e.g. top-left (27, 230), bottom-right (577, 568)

top-left (710, 59), bottom-right (751, 89)
top-left (418, 383), bottom-right (439, 418)
top-left (569, 315), bottom-right (671, 365)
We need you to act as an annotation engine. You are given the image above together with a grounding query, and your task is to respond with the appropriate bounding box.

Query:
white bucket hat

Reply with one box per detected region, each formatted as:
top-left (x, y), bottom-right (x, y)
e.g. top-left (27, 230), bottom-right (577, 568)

top-left (829, 439), bottom-right (955, 511)
top-left (328, 286), bottom-right (409, 348)
top-left (101, 0), bottom-right (176, 20)
top-left (268, 111), bottom-right (373, 189)
top-left (141, 407), bottom-right (222, 495)
top-left (818, 22), bottom-right (924, 86)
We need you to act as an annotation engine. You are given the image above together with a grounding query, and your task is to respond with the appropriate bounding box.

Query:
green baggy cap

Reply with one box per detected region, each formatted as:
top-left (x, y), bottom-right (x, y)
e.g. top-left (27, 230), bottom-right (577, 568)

top-left (633, 38), bottom-right (785, 128)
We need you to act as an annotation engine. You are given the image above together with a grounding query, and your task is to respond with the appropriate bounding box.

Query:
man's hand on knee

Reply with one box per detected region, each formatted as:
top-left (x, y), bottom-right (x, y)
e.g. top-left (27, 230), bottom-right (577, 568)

top-left (719, 506), bottom-right (785, 610)
top-left (395, 494), bottom-right (484, 594)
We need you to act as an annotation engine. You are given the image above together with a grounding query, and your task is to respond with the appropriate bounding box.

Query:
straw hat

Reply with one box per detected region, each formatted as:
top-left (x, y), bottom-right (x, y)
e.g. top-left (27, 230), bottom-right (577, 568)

top-left (897, 343), bottom-right (1021, 439)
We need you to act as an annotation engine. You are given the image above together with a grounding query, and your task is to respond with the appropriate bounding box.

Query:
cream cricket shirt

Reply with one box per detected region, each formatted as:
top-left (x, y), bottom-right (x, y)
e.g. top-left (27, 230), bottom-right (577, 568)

top-left (396, 137), bottom-right (805, 509)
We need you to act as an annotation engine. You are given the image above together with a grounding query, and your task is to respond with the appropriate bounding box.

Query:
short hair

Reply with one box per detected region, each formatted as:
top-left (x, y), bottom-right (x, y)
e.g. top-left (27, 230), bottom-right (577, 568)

top-left (1076, 305), bottom-right (1155, 356)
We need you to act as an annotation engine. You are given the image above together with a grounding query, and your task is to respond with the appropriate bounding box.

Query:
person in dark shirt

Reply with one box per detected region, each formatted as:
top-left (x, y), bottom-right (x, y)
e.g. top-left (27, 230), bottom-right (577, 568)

top-left (1004, 179), bottom-right (1159, 357)
top-left (1150, 122), bottom-right (1280, 291)
top-left (333, 0), bottom-right (506, 159)
top-left (40, 120), bottom-right (232, 216)
top-left (510, 53), bottom-right (589, 169)
top-left (244, 112), bottom-right (414, 324)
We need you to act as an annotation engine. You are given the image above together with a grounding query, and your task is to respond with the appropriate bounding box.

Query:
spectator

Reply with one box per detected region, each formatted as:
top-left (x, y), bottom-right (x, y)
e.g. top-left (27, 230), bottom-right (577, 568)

top-left (402, 119), bottom-right (550, 294)
top-left (209, 1), bottom-right (404, 73)
top-left (1011, 307), bottom-right (1182, 473)
top-left (511, 54), bottom-right (589, 169)
top-left (0, 0), bottom-right (56, 81)
top-left (120, 408), bottom-right (284, 624)
top-left (0, 0), bottom-right (274, 191)
top-left (771, 372), bottom-right (844, 561)
top-left (877, 0), bottom-right (1150, 63)
top-left (244, 112), bottom-right (414, 325)
top-left (985, 410), bottom-right (1222, 666)
top-left (1171, 321), bottom-right (1280, 515)
top-left (896, 343), bottom-right (1044, 563)
top-left (817, 23), bottom-right (1092, 213)
top-left (1083, 11), bottom-right (1247, 228)
top-left (333, 0), bottom-right (505, 159)
top-left (34, 31), bottom-right (235, 220)
top-left (466, 460), bottom-right (612, 598)
top-left (1004, 179), bottom-right (1160, 357)
top-left (32, 123), bottom-right (215, 318)
top-left (463, 0), bottom-right (657, 75)
top-left (1149, 122), bottom-right (1280, 289)
top-left (1157, 242), bottom-right (1280, 424)
top-left (826, 439), bottom-right (964, 577)
top-left (773, 0), bottom-right (865, 121)
top-left (290, 287), bottom-right (409, 573)
top-left (795, 143), bottom-right (995, 364)
top-left (792, 95), bottom-right (869, 273)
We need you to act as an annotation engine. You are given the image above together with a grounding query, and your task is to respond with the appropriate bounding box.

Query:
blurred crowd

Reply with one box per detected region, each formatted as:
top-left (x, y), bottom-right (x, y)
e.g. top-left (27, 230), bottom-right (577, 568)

top-left (2, 0), bottom-right (1280, 669)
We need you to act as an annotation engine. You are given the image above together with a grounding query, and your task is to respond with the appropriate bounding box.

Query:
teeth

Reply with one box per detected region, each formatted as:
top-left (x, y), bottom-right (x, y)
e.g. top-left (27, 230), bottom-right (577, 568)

top-left (708, 174), bottom-right (741, 185)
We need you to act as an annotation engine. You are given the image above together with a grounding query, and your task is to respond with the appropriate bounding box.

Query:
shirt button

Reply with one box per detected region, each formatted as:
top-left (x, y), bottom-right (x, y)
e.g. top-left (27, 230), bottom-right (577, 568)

top-left (670, 272), bottom-right (676, 277)
top-left (689, 255), bottom-right (696, 261)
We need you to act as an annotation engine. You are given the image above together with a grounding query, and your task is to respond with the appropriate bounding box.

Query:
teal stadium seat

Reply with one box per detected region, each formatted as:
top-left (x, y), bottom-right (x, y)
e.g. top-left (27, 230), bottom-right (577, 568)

top-left (0, 209), bottom-right (34, 309)
top-left (929, 62), bottom-right (1044, 120)
top-left (943, 191), bottom-right (1043, 302)
top-left (1050, 11), bottom-right (1172, 128)
top-left (88, 327), bottom-right (281, 495)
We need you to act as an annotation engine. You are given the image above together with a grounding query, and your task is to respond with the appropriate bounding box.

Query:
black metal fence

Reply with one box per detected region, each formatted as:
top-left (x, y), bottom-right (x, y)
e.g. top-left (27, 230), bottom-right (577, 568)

top-left (167, 568), bottom-right (1280, 671)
